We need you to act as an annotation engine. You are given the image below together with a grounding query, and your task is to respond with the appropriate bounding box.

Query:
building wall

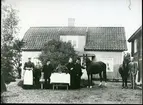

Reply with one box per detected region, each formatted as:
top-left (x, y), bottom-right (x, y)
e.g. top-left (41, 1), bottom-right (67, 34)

top-left (84, 51), bottom-right (124, 80)
top-left (130, 33), bottom-right (142, 83)
top-left (21, 50), bottom-right (124, 80)
top-left (21, 51), bottom-right (41, 76)
top-left (139, 34), bottom-right (142, 82)
top-left (60, 35), bottom-right (86, 52)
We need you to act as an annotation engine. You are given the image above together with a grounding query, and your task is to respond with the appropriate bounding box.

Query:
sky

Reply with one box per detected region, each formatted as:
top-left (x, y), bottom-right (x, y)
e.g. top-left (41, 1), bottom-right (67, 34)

top-left (3, 0), bottom-right (142, 52)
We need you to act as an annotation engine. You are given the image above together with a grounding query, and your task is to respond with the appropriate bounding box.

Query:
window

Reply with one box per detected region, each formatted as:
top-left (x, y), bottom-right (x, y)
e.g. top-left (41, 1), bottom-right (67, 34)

top-left (68, 40), bottom-right (72, 44)
top-left (134, 39), bottom-right (137, 53)
top-left (73, 40), bottom-right (76, 47)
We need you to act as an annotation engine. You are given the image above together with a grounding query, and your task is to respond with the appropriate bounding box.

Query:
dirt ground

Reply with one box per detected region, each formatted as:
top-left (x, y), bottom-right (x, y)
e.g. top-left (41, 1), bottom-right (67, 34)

top-left (1, 79), bottom-right (142, 104)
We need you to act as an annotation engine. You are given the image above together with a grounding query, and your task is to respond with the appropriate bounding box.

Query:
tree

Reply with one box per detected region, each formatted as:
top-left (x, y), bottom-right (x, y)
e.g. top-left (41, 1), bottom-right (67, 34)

top-left (39, 39), bottom-right (78, 68)
top-left (1, 2), bottom-right (22, 83)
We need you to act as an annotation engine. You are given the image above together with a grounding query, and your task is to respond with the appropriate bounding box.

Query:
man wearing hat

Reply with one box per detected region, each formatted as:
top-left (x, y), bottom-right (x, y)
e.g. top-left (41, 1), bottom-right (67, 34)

top-left (73, 57), bottom-right (85, 89)
top-left (42, 59), bottom-right (53, 89)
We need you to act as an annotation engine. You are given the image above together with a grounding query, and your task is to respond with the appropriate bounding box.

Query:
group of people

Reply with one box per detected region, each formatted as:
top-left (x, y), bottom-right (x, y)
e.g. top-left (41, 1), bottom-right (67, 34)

top-left (66, 57), bottom-right (85, 89)
top-left (21, 57), bottom-right (85, 89)
top-left (19, 54), bottom-right (139, 90)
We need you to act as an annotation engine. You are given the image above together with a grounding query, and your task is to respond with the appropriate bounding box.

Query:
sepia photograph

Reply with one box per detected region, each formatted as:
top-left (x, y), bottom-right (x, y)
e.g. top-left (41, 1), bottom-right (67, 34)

top-left (1, 0), bottom-right (142, 104)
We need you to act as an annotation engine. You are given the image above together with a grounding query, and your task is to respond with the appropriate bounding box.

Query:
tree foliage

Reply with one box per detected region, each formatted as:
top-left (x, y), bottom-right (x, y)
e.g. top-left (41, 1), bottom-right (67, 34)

top-left (39, 40), bottom-right (78, 68)
top-left (1, 2), bottom-right (23, 84)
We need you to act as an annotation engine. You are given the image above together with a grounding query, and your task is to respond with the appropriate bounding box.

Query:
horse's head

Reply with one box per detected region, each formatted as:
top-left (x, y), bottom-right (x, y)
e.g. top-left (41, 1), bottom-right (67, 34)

top-left (84, 57), bottom-right (92, 69)
top-left (123, 52), bottom-right (131, 63)
top-left (123, 52), bottom-right (131, 70)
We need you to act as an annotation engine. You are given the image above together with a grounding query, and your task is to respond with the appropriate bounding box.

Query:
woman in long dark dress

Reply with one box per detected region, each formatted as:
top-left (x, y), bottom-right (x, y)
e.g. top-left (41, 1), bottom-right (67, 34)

top-left (65, 57), bottom-right (75, 89)
top-left (42, 60), bottom-right (53, 89)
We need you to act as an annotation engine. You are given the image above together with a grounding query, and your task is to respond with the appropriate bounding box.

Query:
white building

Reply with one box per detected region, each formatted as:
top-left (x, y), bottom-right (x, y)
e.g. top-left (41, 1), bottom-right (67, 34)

top-left (21, 25), bottom-right (127, 80)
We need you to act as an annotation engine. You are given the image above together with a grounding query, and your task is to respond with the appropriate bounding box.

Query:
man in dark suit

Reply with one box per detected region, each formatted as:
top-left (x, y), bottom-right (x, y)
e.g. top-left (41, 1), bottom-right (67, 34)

top-left (65, 57), bottom-right (75, 89)
top-left (73, 58), bottom-right (85, 89)
top-left (42, 60), bottom-right (53, 89)
top-left (34, 61), bottom-right (42, 89)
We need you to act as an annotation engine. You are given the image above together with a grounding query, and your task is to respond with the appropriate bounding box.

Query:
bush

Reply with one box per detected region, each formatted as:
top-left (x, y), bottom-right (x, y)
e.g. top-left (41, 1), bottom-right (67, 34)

top-left (39, 39), bottom-right (78, 68)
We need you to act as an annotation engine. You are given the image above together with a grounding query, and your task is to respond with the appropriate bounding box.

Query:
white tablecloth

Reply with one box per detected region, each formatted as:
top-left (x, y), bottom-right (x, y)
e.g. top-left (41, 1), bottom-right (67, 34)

top-left (50, 73), bottom-right (70, 85)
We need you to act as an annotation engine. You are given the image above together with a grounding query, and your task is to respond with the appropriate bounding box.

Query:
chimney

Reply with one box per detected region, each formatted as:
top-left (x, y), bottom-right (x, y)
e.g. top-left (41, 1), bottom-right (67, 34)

top-left (68, 18), bottom-right (75, 27)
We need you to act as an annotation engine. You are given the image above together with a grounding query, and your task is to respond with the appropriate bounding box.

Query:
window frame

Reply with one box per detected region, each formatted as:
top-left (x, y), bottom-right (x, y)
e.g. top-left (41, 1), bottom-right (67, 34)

top-left (134, 39), bottom-right (137, 53)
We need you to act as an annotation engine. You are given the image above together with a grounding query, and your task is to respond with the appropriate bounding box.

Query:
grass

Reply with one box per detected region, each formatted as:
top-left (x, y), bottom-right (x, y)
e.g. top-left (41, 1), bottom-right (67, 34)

top-left (1, 79), bottom-right (142, 104)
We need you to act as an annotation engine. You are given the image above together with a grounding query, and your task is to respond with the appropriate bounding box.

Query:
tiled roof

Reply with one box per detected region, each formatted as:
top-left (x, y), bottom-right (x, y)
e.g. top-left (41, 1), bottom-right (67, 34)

top-left (84, 27), bottom-right (127, 51)
top-left (22, 27), bottom-right (60, 50)
top-left (128, 26), bottom-right (142, 42)
top-left (59, 27), bottom-right (87, 35)
top-left (22, 27), bottom-right (127, 51)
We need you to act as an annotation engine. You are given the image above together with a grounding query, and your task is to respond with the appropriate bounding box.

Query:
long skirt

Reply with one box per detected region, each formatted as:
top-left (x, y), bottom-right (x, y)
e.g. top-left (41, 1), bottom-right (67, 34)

top-left (23, 70), bottom-right (33, 85)
top-left (70, 72), bottom-right (76, 89)
top-left (75, 75), bottom-right (81, 89)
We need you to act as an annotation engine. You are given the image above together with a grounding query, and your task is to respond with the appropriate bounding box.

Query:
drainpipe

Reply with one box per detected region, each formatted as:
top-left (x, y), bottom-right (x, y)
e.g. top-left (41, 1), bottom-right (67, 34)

top-left (84, 27), bottom-right (88, 51)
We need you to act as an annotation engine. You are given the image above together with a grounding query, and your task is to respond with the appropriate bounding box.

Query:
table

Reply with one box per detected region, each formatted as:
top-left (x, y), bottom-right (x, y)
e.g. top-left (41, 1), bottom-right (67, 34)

top-left (50, 73), bottom-right (70, 90)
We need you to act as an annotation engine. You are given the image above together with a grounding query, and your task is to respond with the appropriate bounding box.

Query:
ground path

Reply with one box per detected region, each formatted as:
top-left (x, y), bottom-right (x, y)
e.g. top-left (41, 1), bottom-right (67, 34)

top-left (1, 79), bottom-right (142, 104)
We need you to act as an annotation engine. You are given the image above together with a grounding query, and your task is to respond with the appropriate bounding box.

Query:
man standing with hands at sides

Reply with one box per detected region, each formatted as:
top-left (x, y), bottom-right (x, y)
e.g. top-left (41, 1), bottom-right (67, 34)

top-left (129, 57), bottom-right (138, 89)
top-left (23, 57), bottom-right (35, 89)
top-left (66, 57), bottom-right (75, 89)
top-left (34, 61), bottom-right (42, 89)
top-left (42, 59), bottom-right (53, 89)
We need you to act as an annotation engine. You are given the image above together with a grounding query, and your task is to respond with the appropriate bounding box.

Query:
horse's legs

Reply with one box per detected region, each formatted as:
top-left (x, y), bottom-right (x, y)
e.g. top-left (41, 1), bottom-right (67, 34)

top-left (87, 74), bottom-right (90, 88)
top-left (125, 77), bottom-right (128, 88)
top-left (122, 75), bottom-right (125, 88)
top-left (99, 73), bottom-right (103, 86)
top-left (103, 70), bottom-right (107, 86)
top-left (90, 74), bottom-right (93, 88)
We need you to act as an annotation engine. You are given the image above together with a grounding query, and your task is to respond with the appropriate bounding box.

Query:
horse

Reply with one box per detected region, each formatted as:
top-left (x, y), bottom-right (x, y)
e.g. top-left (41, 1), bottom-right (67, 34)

top-left (118, 52), bottom-right (131, 89)
top-left (83, 54), bottom-right (107, 88)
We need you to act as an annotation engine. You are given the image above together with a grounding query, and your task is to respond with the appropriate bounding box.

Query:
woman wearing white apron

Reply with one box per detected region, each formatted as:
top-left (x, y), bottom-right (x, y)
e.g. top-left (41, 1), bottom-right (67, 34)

top-left (23, 58), bottom-right (35, 89)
